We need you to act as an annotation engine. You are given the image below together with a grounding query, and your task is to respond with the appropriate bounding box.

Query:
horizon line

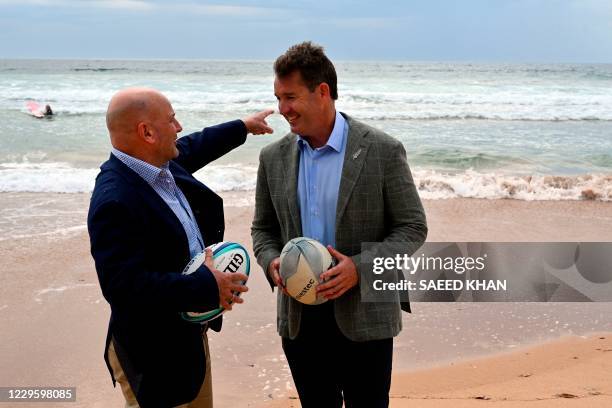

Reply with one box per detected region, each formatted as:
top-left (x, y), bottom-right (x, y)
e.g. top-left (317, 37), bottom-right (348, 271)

top-left (1, 57), bottom-right (612, 65)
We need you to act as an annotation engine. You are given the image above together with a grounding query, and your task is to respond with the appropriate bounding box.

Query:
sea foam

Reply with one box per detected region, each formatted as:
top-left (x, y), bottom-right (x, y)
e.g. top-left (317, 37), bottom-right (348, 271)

top-left (0, 162), bottom-right (609, 201)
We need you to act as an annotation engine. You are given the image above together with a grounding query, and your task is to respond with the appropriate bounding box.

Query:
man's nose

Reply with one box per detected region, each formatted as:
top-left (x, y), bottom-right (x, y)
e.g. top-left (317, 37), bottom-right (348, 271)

top-left (278, 101), bottom-right (290, 115)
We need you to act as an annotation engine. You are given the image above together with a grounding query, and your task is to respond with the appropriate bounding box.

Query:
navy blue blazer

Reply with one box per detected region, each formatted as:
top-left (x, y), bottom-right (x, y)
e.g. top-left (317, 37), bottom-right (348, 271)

top-left (88, 120), bottom-right (247, 408)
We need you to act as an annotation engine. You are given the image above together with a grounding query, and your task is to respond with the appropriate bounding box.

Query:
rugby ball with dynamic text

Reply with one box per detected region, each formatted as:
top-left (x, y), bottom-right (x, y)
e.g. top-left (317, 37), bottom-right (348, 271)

top-left (279, 237), bottom-right (333, 305)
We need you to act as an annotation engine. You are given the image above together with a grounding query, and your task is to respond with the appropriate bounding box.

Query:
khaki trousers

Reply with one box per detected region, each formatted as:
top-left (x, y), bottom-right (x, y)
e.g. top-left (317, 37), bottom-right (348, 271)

top-left (108, 333), bottom-right (213, 408)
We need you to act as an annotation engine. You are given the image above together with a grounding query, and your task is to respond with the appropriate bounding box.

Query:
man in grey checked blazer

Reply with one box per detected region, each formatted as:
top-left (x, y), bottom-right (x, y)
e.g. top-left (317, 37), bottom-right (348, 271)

top-left (251, 42), bottom-right (427, 408)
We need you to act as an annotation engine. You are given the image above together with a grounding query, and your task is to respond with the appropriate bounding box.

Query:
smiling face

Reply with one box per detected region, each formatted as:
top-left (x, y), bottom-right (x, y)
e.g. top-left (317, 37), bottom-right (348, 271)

top-left (274, 71), bottom-right (329, 139)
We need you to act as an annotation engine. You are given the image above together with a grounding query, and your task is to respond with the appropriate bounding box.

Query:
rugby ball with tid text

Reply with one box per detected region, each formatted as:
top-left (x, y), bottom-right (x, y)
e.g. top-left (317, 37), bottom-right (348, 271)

top-left (181, 241), bottom-right (250, 323)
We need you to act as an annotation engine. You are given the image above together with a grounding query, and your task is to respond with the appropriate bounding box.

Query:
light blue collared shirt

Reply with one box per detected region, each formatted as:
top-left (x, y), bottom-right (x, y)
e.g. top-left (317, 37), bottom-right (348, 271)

top-left (297, 111), bottom-right (348, 248)
top-left (111, 148), bottom-right (204, 258)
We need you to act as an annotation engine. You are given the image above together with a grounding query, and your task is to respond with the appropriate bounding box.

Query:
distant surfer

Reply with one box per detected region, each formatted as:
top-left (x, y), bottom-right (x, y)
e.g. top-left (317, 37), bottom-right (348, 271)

top-left (26, 101), bottom-right (54, 118)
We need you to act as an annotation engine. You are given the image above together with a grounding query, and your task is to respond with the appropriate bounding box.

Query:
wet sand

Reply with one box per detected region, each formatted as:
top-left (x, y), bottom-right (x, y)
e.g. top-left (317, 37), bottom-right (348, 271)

top-left (261, 334), bottom-right (612, 408)
top-left (0, 192), bottom-right (611, 407)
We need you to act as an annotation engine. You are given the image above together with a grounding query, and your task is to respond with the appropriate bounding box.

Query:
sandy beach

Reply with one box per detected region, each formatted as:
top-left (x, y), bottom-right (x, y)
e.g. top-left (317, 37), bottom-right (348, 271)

top-left (1, 192), bottom-right (611, 407)
top-left (260, 334), bottom-right (612, 408)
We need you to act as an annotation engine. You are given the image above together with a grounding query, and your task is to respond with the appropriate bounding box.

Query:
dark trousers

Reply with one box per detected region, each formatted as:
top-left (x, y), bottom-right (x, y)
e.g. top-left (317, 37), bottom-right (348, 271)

top-left (282, 301), bottom-right (393, 408)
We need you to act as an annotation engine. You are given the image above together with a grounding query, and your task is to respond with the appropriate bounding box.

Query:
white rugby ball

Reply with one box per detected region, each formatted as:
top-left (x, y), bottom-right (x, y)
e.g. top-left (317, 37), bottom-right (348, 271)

top-left (181, 241), bottom-right (250, 323)
top-left (279, 237), bottom-right (333, 305)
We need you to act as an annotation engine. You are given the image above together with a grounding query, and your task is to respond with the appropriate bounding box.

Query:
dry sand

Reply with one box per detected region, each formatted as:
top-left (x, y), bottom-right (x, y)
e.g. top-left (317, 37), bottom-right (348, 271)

top-left (0, 192), bottom-right (611, 407)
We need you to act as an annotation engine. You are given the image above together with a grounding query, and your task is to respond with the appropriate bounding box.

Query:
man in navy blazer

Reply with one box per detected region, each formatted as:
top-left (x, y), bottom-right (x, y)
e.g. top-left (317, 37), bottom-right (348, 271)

top-left (88, 88), bottom-right (273, 407)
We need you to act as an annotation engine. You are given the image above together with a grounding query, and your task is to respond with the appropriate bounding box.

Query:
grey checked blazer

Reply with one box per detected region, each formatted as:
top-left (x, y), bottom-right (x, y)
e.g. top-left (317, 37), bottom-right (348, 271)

top-left (251, 113), bottom-right (427, 341)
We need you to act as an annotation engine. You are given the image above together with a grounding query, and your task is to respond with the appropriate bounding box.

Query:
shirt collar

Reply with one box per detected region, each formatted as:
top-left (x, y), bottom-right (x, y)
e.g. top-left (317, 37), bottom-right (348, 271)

top-left (111, 147), bottom-right (170, 186)
top-left (297, 110), bottom-right (346, 153)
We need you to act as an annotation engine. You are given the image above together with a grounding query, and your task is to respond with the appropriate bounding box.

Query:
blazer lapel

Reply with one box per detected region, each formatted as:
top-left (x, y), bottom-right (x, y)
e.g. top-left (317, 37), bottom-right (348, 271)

top-left (335, 115), bottom-right (371, 229)
top-left (280, 135), bottom-right (302, 236)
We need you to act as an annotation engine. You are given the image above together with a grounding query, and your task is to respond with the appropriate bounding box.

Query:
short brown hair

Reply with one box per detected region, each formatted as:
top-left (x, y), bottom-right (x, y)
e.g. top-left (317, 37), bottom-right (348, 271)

top-left (274, 41), bottom-right (338, 100)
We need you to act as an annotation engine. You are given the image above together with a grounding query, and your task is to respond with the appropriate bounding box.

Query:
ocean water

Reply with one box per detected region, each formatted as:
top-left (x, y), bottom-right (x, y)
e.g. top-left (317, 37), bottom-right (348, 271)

top-left (1, 59), bottom-right (611, 201)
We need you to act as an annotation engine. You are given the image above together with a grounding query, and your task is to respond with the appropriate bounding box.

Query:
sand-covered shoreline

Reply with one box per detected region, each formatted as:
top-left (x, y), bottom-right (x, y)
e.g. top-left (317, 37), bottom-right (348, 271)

top-left (1, 191), bottom-right (612, 407)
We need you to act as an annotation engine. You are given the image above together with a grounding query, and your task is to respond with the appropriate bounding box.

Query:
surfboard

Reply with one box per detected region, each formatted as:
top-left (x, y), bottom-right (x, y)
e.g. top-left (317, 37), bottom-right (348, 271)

top-left (26, 101), bottom-right (44, 118)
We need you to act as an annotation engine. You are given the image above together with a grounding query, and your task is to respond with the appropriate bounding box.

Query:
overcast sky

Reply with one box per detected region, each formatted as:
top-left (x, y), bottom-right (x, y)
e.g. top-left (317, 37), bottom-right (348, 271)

top-left (1, 0), bottom-right (611, 62)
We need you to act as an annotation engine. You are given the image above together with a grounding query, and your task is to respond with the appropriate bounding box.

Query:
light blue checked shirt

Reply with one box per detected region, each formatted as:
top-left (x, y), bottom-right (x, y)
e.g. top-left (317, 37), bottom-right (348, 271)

top-left (297, 111), bottom-right (348, 248)
top-left (112, 148), bottom-right (204, 258)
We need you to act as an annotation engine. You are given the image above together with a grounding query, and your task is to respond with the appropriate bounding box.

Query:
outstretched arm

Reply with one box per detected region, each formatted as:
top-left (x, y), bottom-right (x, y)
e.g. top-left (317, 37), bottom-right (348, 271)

top-left (176, 110), bottom-right (274, 173)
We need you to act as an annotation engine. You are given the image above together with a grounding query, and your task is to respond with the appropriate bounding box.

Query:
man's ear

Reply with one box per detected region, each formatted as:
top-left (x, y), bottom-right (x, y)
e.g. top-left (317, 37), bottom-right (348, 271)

top-left (319, 82), bottom-right (330, 99)
top-left (137, 122), bottom-right (155, 145)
